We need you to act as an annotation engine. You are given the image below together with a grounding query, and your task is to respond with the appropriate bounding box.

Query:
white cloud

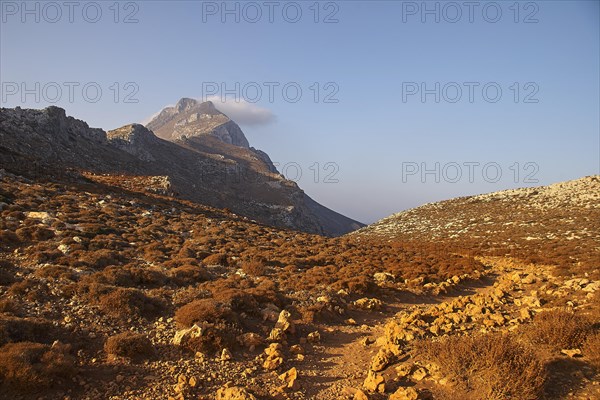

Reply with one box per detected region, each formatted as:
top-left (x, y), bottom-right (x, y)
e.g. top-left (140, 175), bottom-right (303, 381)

top-left (207, 96), bottom-right (276, 126)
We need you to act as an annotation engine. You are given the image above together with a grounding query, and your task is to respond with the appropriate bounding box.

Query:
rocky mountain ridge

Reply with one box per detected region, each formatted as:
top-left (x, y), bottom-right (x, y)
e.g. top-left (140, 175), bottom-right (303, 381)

top-left (0, 104), bottom-right (363, 236)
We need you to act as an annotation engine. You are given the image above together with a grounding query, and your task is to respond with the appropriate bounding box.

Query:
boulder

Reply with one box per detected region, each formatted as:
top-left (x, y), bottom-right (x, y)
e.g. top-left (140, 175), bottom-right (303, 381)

top-left (370, 349), bottom-right (393, 372)
top-left (278, 367), bottom-right (299, 390)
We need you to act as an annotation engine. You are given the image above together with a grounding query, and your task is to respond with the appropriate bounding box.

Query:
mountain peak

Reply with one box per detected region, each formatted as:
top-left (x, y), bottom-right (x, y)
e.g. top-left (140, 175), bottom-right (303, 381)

top-left (146, 98), bottom-right (249, 147)
top-left (176, 97), bottom-right (199, 112)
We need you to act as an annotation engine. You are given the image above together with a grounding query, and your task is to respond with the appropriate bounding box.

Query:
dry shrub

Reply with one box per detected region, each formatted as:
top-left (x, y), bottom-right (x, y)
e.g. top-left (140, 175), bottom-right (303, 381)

top-left (15, 225), bottom-right (55, 242)
top-left (213, 289), bottom-right (259, 316)
top-left (0, 341), bottom-right (75, 390)
top-left (331, 275), bottom-right (372, 295)
top-left (98, 288), bottom-right (165, 321)
top-left (169, 265), bottom-right (211, 286)
top-left (0, 260), bottom-right (16, 286)
top-left (240, 259), bottom-right (267, 276)
top-left (76, 249), bottom-right (124, 270)
top-left (583, 332), bottom-right (600, 368)
top-left (35, 265), bottom-right (77, 281)
top-left (524, 309), bottom-right (592, 350)
top-left (92, 265), bottom-right (167, 288)
top-left (0, 230), bottom-right (20, 246)
top-left (0, 317), bottom-right (57, 346)
top-left (174, 299), bottom-right (233, 327)
top-left (141, 242), bottom-right (167, 263)
top-left (7, 279), bottom-right (50, 302)
top-left (416, 333), bottom-right (546, 400)
top-left (203, 253), bottom-right (228, 266)
top-left (0, 298), bottom-right (21, 316)
top-left (104, 332), bottom-right (154, 361)
top-left (30, 249), bottom-right (64, 264)
top-left (163, 258), bottom-right (200, 269)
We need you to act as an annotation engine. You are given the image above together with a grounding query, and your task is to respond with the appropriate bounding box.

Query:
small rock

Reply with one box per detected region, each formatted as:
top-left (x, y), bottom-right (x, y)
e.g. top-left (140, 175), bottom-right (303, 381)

top-left (278, 367), bottom-right (299, 390)
top-left (561, 349), bottom-right (582, 358)
top-left (307, 331), bottom-right (321, 343)
top-left (411, 367), bottom-right (427, 381)
top-left (390, 387), bottom-right (419, 400)
top-left (221, 348), bottom-right (233, 361)
top-left (363, 370), bottom-right (385, 393)
top-left (354, 389), bottom-right (369, 400)
top-left (269, 310), bottom-right (295, 341)
top-left (370, 349), bottom-right (393, 372)
top-left (289, 345), bottom-right (303, 354)
top-left (173, 324), bottom-right (202, 346)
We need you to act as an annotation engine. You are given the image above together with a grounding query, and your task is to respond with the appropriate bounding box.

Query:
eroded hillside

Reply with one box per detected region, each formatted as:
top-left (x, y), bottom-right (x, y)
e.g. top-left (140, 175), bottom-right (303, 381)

top-left (0, 170), bottom-right (598, 399)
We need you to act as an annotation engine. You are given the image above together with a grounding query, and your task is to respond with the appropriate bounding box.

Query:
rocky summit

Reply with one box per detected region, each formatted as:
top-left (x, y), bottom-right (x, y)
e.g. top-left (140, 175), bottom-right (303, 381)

top-left (147, 98), bottom-right (250, 147)
top-left (0, 103), bottom-right (363, 236)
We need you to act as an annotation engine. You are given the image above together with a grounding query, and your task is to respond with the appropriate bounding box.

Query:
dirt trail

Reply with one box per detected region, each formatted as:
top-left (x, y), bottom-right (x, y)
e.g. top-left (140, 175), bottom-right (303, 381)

top-left (297, 258), bottom-right (599, 400)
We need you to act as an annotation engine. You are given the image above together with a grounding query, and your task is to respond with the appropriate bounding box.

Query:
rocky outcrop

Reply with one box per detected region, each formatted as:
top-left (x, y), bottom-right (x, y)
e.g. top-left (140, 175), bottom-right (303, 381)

top-left (107, 124), bottom-right (160, 162)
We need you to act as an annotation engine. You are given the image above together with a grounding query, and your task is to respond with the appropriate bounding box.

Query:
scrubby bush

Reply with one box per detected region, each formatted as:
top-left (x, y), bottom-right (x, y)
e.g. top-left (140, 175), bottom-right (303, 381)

top-left (35, 265), bottom-right (77, 281)
top-left (203, 253), bottom-right (228, 266)
top-left (0, 341), bottom-right (75, 390)
top-left (213, 289), bottom-right (259, 316)
top-left (91, 265), bottom-right (167, 288)
top-left (0, 230), bottom-right (20, 246)
top-left (240, 259), bottom-right (267, 276)
top-left (98, 287), bottom-right (165, 321)
top-left (174, 299), bottom-right (233, 327)
top-left (0, 260), bottom-right (16, 286)
top-left (15, 225), bottom-right (55, 242)
top-left (7, 279), bottom-right (50, 302)
top-left (0, 298), bottom-right (21, 316)
top-left (75, 249), bottom-right (124, 270)
top-left (104, 332), bottom-right (154, 361)
top-left (524, 309), bottom-right (592, 350)
top-left (169, 265), bottom-right (211, 286)
top-left (416, 333), bottom-right (546, 400)
top-left (0, 317), bottom-right (58, 347)
top-left (583, 332), bottom-right (600, 368)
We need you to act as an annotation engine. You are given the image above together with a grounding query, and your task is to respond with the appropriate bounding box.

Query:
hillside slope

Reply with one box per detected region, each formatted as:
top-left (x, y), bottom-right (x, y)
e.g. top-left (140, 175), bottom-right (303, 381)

top-left (0, 171), bottom-right (598, 399)
top-left (353, 176), bottom-right (600, 275)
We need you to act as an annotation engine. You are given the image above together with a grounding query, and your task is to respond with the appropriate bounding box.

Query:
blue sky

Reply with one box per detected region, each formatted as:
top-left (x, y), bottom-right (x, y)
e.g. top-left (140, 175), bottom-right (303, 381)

top-left (1, 0), bottom-right (599, 223)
